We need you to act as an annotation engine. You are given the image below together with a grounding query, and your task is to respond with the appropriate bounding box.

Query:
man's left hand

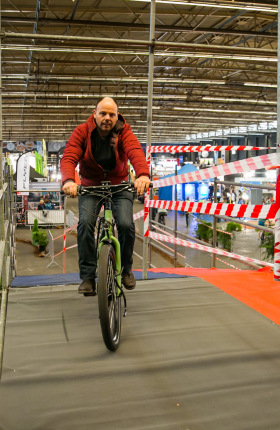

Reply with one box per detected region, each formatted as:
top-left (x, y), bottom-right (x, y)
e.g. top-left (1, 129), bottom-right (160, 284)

top-left (134, 176), bottom-right (151, 196)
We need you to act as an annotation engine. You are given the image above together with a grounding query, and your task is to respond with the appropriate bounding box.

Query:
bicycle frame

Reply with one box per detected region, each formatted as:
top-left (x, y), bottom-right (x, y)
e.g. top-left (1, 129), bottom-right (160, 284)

top-left (97, 199), bottom-right (122, 297)
top-left (77, 181), bottom-right (135, 314)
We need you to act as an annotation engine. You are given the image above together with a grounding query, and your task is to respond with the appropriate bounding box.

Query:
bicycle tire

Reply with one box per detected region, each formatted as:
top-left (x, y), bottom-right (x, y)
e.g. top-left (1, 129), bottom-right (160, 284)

top-left (98, 244), bottom-right (121, 351)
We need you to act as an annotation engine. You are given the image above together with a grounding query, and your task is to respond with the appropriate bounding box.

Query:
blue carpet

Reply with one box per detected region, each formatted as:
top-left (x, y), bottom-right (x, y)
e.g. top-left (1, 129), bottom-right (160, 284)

top-left (11, 271), bottom-right (191, 287)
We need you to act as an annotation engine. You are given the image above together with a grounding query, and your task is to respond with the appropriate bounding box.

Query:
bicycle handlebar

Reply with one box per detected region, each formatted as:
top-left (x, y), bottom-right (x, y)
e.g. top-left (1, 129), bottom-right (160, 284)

top-left (77, 182), bottom-right (134, 196)
top-left (61, 181), bottom-right (153, 196)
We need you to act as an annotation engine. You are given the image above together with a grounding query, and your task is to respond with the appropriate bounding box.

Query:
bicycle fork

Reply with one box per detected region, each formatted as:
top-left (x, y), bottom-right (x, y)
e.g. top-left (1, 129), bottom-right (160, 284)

top-left (110, 235), bottom-right (127, 317)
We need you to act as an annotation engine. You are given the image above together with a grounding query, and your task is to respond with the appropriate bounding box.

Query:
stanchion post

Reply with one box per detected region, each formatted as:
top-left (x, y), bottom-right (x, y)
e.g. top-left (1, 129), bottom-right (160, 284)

top-left (142, 0), bottom-right (155, 280)
top-left (211, 178), bottom-right (218, 267)
top-left (174, 165), bottom-right (178, 268)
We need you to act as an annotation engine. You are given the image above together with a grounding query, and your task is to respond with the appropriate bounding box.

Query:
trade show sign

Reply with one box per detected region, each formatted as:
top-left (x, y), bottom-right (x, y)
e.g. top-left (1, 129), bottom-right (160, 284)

top-left (17, 152), bottom-right (30, 195)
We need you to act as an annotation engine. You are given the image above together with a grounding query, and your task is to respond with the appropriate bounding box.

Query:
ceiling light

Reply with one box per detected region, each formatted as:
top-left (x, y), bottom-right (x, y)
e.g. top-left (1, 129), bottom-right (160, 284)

top-left (172, 107), bottom-right (275, 115)
top-left (202, 97), bottom-right (276, 105)
top-left (244, 82), bottom-right (277, 88)
top-left (2, 46), bottom-right (276, 63)
top-left (129, 0), bottom-right (277, 13)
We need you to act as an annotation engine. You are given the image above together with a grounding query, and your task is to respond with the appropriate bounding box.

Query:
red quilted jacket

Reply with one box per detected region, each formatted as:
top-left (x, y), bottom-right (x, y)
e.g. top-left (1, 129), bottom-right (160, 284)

top-left (60, 113), bottom-right (150, 186)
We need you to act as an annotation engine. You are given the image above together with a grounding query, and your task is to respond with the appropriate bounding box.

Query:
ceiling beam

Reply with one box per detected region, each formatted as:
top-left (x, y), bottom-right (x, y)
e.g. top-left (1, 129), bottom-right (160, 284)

top-left (1, 17), bottom-right (277, 39)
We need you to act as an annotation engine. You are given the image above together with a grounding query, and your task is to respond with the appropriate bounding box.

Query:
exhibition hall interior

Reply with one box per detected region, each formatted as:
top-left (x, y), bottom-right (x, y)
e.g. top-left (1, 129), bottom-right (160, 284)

top-left (1, 1), bottom-right (280, 429)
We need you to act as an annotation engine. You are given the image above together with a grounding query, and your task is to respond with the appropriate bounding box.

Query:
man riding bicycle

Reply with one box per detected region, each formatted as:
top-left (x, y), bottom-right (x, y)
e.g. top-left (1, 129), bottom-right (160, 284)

top-left (60, 97), bottom-right (150, 295)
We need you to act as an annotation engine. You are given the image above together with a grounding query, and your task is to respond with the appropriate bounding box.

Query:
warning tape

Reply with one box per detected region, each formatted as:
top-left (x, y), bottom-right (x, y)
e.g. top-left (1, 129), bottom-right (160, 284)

top-left (152, 152), bottom-right (277, 188)
top-left (52, 223), bottom-right (78, 241)
top-left (147, 199), bottom-right (278, 220)
top-left (216, 257), bottom-right (241, 270)
top-left (144, 146), bottom-right (152, 237)
top-left (133, 209), bottom-right (144, 220)
top-left (148, 145), bottom-right (277, 154)
top-left (148, 231), bottom-right (273, 268)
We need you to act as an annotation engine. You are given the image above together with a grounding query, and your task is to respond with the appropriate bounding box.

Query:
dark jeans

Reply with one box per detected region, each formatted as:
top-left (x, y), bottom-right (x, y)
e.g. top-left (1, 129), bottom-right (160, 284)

top-left (77, 189), bottom-right (135, 281)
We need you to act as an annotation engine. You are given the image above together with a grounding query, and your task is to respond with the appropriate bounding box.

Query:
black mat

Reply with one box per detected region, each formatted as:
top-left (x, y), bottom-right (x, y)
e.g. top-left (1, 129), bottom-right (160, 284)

top-left (1, 278), bottom-right (280, 430)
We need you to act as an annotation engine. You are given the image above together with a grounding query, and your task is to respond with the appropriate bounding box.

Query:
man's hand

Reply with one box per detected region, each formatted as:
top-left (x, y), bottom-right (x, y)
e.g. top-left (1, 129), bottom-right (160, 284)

top-left (62, 181), bottom-right (78, 198)
top-left (134, 176), bottom-right (151, 196)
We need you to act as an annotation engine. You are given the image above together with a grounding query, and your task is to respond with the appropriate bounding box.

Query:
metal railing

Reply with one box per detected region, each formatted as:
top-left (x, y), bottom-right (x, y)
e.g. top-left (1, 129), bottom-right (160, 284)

top-left (211, 178), bottom-right (275, 268)
top-left (0, 164), bottom-right (16, 380)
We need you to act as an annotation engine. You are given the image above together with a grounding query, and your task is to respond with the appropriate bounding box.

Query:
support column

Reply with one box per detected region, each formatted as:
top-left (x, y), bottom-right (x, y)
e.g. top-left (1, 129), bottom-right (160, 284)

top-left (0, 1), bottom-right (9, 381)
top-left (142, 0), bottom-right (156, 280)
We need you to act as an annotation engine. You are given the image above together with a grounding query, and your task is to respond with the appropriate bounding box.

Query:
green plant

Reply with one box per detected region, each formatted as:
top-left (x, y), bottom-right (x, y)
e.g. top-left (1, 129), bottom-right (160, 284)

top-left (226, 222), bottom-right (242, 233)
top-left (217, 230), bottom-right (232, 251)
top-left (31, 219), bottom-right (49, 248)
top-left (32, 218), bottom-right (39, 232)
top-left (37, 231), bottom-right (49, 247)
top-left (195, 221), bottom-right (213, 242)
top-left (260, 232), bottom-right (274, 261)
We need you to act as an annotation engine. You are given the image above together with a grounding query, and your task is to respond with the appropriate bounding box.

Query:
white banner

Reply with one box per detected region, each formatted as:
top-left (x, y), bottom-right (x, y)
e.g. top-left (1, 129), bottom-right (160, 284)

top-left (17, 152), bottom-right (30, 195)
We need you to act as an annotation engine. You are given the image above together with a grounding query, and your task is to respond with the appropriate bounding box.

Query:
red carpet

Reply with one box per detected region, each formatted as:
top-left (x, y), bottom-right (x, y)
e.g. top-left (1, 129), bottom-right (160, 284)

top-left (140, 267), bottom-right (280, 325)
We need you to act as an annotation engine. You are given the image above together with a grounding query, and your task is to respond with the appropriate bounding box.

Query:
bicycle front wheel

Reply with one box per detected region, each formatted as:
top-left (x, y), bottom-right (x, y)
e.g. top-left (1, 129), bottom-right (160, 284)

top-left (98, 244), bottom-right (121, 351)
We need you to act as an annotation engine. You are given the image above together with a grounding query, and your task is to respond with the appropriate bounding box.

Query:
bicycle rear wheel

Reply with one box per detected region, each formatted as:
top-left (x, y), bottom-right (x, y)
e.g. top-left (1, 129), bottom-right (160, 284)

top-left (98, 244), bottom-right (122, 351)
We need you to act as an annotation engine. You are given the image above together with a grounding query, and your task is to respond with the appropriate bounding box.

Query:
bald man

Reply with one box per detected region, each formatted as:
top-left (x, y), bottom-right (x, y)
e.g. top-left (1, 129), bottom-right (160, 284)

top-left (61, 97), bottom-right (150, 294)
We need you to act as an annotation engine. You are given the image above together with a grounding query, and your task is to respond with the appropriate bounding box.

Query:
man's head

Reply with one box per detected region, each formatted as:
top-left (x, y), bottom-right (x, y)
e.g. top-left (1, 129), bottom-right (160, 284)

top-left (93, 97), bottom-right (119, 137)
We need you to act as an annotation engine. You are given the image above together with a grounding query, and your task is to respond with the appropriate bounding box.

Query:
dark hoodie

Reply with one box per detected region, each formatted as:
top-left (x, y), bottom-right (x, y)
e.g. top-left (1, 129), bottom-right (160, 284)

top-left (60, 113), bottom-right (149, 186)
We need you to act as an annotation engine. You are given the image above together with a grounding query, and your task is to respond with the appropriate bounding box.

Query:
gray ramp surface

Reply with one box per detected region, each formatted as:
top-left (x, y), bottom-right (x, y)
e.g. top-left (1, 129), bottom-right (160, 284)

top-left (1, 278), bottom-right (280, 430)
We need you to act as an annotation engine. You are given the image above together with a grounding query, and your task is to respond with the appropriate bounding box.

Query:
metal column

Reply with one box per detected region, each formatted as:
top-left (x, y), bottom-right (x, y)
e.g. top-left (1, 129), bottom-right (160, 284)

top-left (142, 0), bottom-right (156, 279)
top-left (211, 178), bottom-right (218, 267)
top-left (0, 1), bottom-right (9, 381)
top-left (174, 166), bottom-right (178, 268)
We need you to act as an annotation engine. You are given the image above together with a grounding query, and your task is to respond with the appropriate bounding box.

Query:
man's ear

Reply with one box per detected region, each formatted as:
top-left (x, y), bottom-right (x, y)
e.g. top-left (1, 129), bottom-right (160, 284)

top-left (93, 110), bottom-right (96, 119)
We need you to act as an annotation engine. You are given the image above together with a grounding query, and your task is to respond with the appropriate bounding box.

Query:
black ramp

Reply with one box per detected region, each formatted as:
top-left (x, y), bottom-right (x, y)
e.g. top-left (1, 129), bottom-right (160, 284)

top-left (1, 278), bottom-right (280, 430)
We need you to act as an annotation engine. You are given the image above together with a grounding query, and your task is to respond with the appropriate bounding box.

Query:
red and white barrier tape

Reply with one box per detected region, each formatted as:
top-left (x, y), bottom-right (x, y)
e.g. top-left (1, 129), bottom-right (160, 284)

top-left (144, 146), bottom-right (152, 237)
top-left (133, 209), bottom-right (144, 220)
top-left (52, 223), bottom-right (78, 241)
top-left (148, 231), bottom-right (273, 268)
top-left (152, 152), bottom-right (277, 188)
top-left (216, 257), bottom-right (241, 270)
top-left (148, 145), bottom-right (277, 154)
top-left (147, 199), bottom-right (278, 220)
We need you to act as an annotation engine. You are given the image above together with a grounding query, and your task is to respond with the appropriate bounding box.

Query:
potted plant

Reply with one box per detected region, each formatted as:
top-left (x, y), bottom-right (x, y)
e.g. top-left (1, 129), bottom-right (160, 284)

top-left (217, 230), bottom-right (231, 251)
top-left (195, 220), bottom-right (213, 243)
top-left (226, 222), bottom-right (242, 233)
top-left (32, 218), bottom-right (49, 257)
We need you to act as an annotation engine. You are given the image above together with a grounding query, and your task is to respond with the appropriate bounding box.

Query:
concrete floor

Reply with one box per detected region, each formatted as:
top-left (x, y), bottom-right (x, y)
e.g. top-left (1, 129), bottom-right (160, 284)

top-left (14, 198), bottom-right (269, 278)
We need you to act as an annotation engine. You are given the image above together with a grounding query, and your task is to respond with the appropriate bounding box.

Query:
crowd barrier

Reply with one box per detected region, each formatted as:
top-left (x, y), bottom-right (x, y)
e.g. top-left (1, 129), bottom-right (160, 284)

top-left (148, 145), bottom-right (277, 154)
top-left (143, 148), bottom-right (279, 275)
top-left (27, 209), bottom-right (65, 226)
top-left (45, 150), bottom-right (279, 274)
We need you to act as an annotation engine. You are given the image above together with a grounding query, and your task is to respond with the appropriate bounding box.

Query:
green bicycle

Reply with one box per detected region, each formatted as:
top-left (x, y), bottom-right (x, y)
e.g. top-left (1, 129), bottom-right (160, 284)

top-left (77, 181), bottom-right (134, 351)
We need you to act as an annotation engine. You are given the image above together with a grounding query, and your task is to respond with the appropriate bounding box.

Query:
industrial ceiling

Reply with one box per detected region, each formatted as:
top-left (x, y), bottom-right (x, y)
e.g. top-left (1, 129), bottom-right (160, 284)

top-left (1, 0), bottom-right (278, 144)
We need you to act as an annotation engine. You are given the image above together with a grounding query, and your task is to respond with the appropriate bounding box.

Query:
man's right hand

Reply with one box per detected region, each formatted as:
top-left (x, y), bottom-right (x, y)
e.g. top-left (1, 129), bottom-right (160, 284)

top-left (62, 181), bottom-right (78, 198)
